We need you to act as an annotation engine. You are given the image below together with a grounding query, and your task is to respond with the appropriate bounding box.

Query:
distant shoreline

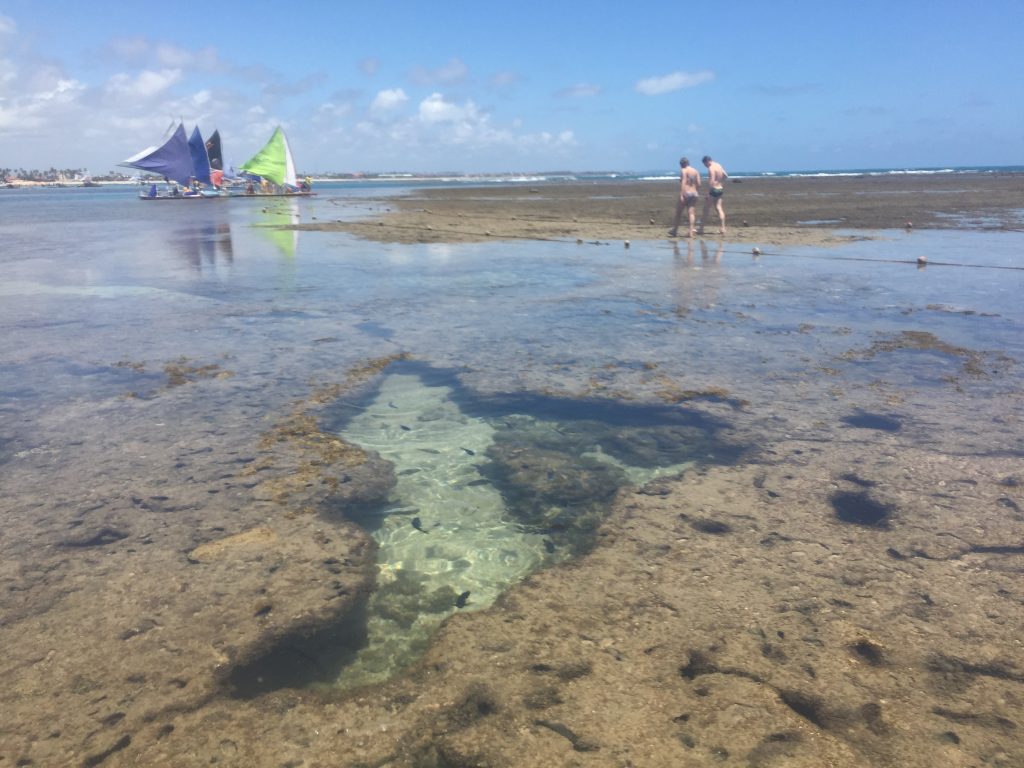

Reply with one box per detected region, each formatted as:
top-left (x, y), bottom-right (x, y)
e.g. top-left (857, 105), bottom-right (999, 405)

top-left (5, 164), bottom-right (1022, 189)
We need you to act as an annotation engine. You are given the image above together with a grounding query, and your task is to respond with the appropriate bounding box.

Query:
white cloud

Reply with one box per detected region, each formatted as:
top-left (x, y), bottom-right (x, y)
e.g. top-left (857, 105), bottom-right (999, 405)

top-left (635, 70), bottom-right (714, 96)
top-left (0, 14), bottom-right (16, 35)
top-left (343, 91), bottom-right (579, 166)
top-left (555, 83), bottom-right (602, 99)
top-left (0, 76), bottom-right (84, 130)
top-left (317, 101), bottom-right (353, 120)
top-left (418, 92), bottom-right (473, 124)
top-left (359, 57), bottom-right (380, 76)
top-left (410, 57), bottom-right (469, 86)
top-left (371, 87), bottom-right (408, 114)
top-left (408, 93), bottom-right (575, 154)
top-left (106, 68), bottom-right (183, 99)
top-left (0, 17), bottom-right (573, 173)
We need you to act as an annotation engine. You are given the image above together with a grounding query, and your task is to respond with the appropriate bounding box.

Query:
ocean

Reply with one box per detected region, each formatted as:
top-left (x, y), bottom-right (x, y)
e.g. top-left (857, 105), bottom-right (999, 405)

top-left (306, 163), bottom-right (1024, 185)
top-left (1, 181), bottom-right (1023, 765)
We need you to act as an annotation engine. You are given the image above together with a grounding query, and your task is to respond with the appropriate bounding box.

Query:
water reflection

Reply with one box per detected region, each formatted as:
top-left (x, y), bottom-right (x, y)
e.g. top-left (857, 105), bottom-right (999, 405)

top-left (701, 238), bottom-right (724, 265)
top-left (673, 239), bottom-right (725, 316)
top-left (253, 200), bottom-right (300, 259)
top-left (172, 223), bottom-right (234, 273)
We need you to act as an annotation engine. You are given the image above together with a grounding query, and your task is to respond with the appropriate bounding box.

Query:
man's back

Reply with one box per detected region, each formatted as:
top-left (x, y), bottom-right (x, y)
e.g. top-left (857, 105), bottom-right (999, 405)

top-left (707, 161), bottom-right (727, 188)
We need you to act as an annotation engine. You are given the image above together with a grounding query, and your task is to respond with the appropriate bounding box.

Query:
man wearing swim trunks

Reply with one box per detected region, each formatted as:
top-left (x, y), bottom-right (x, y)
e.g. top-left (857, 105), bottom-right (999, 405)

top-left (669, 157), bottom-right (701, 237)
top-left (699, 155), bottom-right (728, 235)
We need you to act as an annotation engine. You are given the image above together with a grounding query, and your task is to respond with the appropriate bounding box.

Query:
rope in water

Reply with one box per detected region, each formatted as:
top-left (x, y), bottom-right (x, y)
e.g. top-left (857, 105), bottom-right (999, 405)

top-left (690, 246), bottom-right (1024, 271)
top-left (313, 200), bottom-right (1024, 270)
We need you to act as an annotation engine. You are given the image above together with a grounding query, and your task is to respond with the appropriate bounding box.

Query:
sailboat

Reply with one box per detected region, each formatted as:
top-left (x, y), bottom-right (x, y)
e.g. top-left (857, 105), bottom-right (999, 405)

top-left (121, 123), bottom-right (194, 189)
top-left (122, 122), bottom-right (225, 199)
top-left (238, 126), bottom-right (314, 196)
top-left (188, 126), bottom-right (213, 187)
top-left (124, 124), bottom-right (311, 199)
top-left (205, 130), bottom-right (227, 188)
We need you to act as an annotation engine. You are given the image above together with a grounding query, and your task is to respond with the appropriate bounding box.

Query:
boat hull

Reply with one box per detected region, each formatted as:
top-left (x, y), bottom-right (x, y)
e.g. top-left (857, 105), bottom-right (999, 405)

top-left (139, 191), bottom-right (316, 200)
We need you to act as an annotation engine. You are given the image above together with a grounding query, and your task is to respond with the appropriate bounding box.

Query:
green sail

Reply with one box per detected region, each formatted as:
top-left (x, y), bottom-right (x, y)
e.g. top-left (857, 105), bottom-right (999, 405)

top-left (239, 127), bottom-right (296, 187)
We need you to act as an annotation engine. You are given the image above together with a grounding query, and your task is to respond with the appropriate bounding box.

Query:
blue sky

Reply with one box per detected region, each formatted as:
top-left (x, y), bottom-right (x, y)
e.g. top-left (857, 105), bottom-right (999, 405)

top-left (1, 1), bottom-right (1021, 174)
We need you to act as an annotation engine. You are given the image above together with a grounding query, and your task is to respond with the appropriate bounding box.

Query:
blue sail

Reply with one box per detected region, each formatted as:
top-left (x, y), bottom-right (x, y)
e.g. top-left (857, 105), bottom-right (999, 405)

top-left (120, 123), bottom-right (194, 186)
top-left (188, 126), bottom-right (213, 186)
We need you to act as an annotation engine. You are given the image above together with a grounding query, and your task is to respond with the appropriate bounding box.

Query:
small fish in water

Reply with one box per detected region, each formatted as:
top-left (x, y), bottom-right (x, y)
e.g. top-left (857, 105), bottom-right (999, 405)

top-left (388, 401), bottom-right (398, 409)
top-left (543, 539), bottom-right (556, 554)
top-left (420, 448), bottom-right (441, 455)
top-left (389, 505), bottom-right (420, 515)
top-left (455, 590), bottom-right (471, 608)
top-left (400, 424), bottom-right (412, 431)
top-left (411, 517), bottom-right (427, 533)
top-left (464, 478), bottom-right (489, 487)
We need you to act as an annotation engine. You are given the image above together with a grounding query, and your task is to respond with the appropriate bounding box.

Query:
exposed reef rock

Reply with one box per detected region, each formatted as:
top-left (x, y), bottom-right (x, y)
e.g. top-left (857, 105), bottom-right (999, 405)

top-left (72, 440), bottom-right (1024, 768)
top-left (0, 359), bottom-right (405, 766)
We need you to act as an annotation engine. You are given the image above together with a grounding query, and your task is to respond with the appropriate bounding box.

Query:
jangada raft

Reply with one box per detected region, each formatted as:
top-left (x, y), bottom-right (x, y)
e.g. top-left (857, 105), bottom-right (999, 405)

top-left (237, 127), bottom-right (313, 196)
top-left (122, 124), bottom-right (313, 200)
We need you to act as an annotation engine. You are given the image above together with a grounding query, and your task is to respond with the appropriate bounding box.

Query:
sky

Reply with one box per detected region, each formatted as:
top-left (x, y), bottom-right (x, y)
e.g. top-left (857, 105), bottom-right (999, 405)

top-left (0, 1), bottom-right (1022, 174)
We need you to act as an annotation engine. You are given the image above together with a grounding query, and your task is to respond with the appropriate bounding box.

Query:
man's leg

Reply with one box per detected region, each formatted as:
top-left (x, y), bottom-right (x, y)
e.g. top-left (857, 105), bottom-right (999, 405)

top-left (716, 199), bottom-right (726, 234)
top-left (687, 202), bottom-right (696, 236)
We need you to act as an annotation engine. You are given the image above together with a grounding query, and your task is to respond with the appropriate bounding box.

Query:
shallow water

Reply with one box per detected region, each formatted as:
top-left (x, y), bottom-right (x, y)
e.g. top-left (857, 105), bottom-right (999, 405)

top-left (337, 370), bottom-right (549, 687)
top-left (305, 361), bottom-right (703, 688)
top-left (1, 185), bottom-right (1023, 759)
top-left (3, 184), bottom-right (1022, 537)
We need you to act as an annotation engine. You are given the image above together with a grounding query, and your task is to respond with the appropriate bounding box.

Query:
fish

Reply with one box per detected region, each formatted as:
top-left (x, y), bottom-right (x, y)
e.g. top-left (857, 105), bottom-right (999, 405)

top-left (543, 539), bottom-right (556, 554)
top-left (411, 517), bottom-right (427, 533)
top-left (534, 720), bottom-right (598, 752)
top-left (400, 424), bottom-right (412, 431)
top-left (455, 590), bottom-right (471, 608)
top-left (388, 401), bottom-right (398, 409)
top-left (461, 447), bottom-right (476, 456)
top-left (388, 505), bottom-right (419, 514)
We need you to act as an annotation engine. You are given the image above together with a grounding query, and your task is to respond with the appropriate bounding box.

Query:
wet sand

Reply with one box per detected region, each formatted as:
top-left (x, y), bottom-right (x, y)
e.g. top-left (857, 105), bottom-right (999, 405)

top-left (2, 178), bottom-right (1023, 768)
top-left (304, 172), bottom-right (1024, 247)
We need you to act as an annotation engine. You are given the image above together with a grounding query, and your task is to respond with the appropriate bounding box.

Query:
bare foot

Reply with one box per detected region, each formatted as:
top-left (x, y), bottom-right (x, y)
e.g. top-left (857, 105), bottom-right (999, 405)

top-left (688, 229), bottom-right (696, 237)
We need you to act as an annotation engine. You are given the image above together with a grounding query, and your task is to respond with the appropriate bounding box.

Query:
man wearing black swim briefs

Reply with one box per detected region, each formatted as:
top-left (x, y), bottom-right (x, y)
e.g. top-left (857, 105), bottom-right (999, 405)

top-left (699, 155), bottom-right (728, 235)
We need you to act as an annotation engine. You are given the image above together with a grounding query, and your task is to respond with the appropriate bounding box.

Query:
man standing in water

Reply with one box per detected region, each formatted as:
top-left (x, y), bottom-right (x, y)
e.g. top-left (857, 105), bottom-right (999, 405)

top-left (699, 155), bottom-right (728, 235)
top-left (668, 157), bottom-right (701, 237)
